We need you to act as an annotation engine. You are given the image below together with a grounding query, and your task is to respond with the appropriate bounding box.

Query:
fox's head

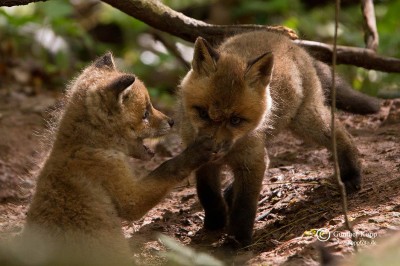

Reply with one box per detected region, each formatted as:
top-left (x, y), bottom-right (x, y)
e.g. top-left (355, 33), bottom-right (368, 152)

top-left (65, 52), bottom-right (174, 160)
top-left (180, 37), bottom-right (274, 158)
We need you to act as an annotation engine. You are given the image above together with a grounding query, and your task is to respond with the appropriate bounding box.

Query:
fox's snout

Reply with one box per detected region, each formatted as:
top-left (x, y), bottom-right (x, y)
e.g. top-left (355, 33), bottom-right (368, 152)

top-left (196, 128), bottom-right (233, 160)
top-left (150, 108), bottom-right (174, 135)
top-left (213, 140), bottom-right (231, 154)
top-left (210, 140), bottom-right (231, 161)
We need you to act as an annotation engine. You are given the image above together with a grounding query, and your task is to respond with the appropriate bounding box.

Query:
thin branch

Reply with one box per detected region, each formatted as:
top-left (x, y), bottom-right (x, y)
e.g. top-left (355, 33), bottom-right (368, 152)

top-left (104, 0), bottom-right (400, 72)
top-left (151, 30), bottom-right (190, 70)
top-left (101, 0), bottom-right (298, 45)
top-left (256, 210), bottom-right (271, 221)
top-left (296, 40), bottom-right (400, 73)
top-left (331, 0), bottom-right (358, 253)
top-left (3, 0), bottom-right (400, 72)
top-left (0, 0), bottom-right (45, 5)
top-left (361, 0), bottom-right (379, 51)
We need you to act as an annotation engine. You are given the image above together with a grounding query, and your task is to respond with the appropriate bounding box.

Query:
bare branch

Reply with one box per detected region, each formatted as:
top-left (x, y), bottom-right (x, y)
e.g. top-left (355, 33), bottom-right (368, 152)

top-left (0, 0), bottom-right (46, 6)
top-left (95, 0), bottom-right (400, 72)
top-left (3, 0), bottom-right (400, 73)
top-left (361, 0), bottom-right (379, 51)
top-left (101, 0), bottom-right (298, 45)
top-left (151, 30), bottom-right (190, 70)
top-left (331, 0), bottom-right (358, 253)
top-left (296, 40), bottom-right (400, 73)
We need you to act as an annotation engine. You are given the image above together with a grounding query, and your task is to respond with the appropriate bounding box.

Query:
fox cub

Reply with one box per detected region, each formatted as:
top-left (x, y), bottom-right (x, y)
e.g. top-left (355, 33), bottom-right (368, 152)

top-left (4, 53), bottom-right (215, 265)
top-left (178, 31), bottom-right (362, 247)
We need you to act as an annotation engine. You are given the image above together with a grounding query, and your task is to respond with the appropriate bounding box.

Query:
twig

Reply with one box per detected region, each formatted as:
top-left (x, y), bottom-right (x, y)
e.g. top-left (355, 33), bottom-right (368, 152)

top-left (296, 40), bottom-right (400, 73)
top-left (248, 210), bottom-right (327, 249)
top-left (361, 0), bottom-right (379, 51)
top-left (101, 0), bottom-right (298, 44)
top-left (101, 0), bottom-right (400, 72)
top-left (3, 0), bottom-right (400, 72)
top-left (256, 210), bottom-right (271, 221)
top-left (263, 181), bottom-right (320, 185)
top-left (258, 194), bottom-right (272, 205)
top-left (0, 0), bottom-right (46, 5)
top-left (331, 0), bottom-right (358, 253)
top-left (151, 30), bottom-right (190, 70)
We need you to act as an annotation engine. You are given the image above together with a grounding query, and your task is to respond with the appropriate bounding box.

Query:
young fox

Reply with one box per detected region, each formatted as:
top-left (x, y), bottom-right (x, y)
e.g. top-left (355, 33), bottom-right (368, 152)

top-left (178, 31), bottom-right (362, 247)
top-left (2, 53), bottom-right (215, 265)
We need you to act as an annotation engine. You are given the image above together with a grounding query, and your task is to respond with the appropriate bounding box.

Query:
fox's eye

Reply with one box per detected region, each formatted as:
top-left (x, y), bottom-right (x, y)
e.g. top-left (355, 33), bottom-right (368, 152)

top-left (196, 107), bottom-right (209, 121)
top-left (143, 110), bottom-right (150, 120)
top-left (230, 116), bottom-right (242, 126)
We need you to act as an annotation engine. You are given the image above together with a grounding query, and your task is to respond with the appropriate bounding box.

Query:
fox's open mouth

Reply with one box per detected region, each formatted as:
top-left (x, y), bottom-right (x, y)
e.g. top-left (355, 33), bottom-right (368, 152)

top-left (128, 139), bottom-right (155, 161)
top-left (129, 136), bottom-right (167, 161)
top-left (142, 143), bottom-right (155, 158)
top-left (135, 139), bottom-right (156, 161)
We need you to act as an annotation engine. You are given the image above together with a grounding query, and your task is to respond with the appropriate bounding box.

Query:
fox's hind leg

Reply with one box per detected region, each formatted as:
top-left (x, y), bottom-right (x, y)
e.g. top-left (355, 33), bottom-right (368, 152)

top-left (289, 100), bottom-right (362, 193)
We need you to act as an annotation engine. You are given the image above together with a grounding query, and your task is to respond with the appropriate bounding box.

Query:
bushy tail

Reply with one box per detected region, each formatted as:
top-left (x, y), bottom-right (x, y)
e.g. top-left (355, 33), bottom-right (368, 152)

top-left (314, 61), bottom-right (381, 114)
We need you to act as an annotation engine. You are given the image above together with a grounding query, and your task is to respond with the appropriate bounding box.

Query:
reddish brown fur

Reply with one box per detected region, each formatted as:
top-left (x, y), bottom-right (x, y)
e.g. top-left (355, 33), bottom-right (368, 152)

top-left (1, 53), bottom-right (215, 265)
top-left (179, 31), bottom-right (361, 247)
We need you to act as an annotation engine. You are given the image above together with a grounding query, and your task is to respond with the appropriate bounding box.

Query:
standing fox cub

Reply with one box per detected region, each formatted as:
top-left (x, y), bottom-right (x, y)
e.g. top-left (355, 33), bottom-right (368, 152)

top-left (2, 53), bottom-right (215, 265)
top-left (179, 31), bottom-right (362, 247)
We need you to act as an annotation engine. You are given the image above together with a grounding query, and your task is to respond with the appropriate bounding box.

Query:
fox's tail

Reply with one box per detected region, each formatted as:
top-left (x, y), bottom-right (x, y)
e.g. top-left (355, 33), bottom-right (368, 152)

top-left (314, 61), bottom-right (381, 114)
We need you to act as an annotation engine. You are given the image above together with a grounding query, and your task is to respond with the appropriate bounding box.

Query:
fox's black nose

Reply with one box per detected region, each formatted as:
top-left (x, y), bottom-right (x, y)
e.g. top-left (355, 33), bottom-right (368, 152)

top-left (168, 118), bottom-right (174, 127)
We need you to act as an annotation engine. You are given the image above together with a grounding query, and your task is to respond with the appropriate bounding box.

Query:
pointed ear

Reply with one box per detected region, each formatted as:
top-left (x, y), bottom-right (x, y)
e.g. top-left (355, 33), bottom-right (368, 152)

top-left (192, 37), bottom-right (219, 75)
top-left (94, 52), bottom-right (116, 69)
top-left (108, 74), bottom-right (135, 98)
top-left (245, 52), bottom-right (274, 89)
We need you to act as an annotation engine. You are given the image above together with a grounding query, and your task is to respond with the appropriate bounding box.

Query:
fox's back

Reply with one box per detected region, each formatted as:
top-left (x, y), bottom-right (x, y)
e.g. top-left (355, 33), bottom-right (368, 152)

top-left (177, 31), bottom-right (362, 248)
top-left (219, 31), bottom-right (297, 60)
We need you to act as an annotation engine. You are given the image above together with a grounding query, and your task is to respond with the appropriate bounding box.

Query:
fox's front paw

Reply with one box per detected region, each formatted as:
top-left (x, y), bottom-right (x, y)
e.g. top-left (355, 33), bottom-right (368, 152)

top-left (190, 135), bottom-right (231, 163)
top-left (204, 208), bottom-right (227, 230)
top-left (189, 135), bottom-right (216, 161)
top-left (340, 165), bottom-right (362, 194)
top-left (342, 173), bottom-right (362, 194)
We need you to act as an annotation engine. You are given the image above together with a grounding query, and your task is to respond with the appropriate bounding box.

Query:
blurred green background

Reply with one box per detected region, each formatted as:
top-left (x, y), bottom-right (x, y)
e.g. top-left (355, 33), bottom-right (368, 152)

top-left (1, 0), bottom-right (399, 107)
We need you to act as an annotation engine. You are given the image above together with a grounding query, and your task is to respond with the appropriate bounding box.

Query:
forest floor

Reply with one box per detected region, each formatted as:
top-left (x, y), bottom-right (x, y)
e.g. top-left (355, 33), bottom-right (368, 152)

top-left (0, 87), bottom-right (399, 265)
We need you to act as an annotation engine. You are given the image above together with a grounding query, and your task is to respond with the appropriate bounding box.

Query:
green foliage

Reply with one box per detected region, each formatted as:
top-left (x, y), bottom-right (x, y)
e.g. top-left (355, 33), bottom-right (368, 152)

top-left (376, 1), bottom-right (400, 57)
top-left (0, 0), bottom-right (93, 82)
top-left (233, 0), bottom-right (302, 24)
top-left (38, 0), bottom-right (73, 19)
top-left (164, 0), bottom-right (210, 10)
top-left (250, 0), bottom-right (400, 98)
top-left (0, 0), bottom-right (399, 99)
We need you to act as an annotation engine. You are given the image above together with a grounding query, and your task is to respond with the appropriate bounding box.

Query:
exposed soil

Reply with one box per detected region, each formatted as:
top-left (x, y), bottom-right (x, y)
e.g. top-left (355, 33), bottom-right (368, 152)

top-left (0, 88), bottom-right (399, 265)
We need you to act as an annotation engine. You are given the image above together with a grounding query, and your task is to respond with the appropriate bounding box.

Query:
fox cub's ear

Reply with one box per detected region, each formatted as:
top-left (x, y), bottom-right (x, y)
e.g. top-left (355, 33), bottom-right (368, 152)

top-left (94, 52), bottom-right (116, 70)
top-left (108, 74), bottom-right (135, 99)
top-left (245, 52), bottom-right (274, 89)
top-left (192, 37), bottom-right (219, 75)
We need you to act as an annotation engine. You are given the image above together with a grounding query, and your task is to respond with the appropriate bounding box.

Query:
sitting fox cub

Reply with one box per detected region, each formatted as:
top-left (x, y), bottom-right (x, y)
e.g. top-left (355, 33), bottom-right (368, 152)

top-left (178, 31), bottom-right (362, 247)
top-left (2, 53), bottom-right (214, 265)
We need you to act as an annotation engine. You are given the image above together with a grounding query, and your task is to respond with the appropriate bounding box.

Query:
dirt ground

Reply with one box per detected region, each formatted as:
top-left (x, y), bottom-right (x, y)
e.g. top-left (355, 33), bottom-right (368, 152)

top-left (0, 87), bottom-right (399, 265)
